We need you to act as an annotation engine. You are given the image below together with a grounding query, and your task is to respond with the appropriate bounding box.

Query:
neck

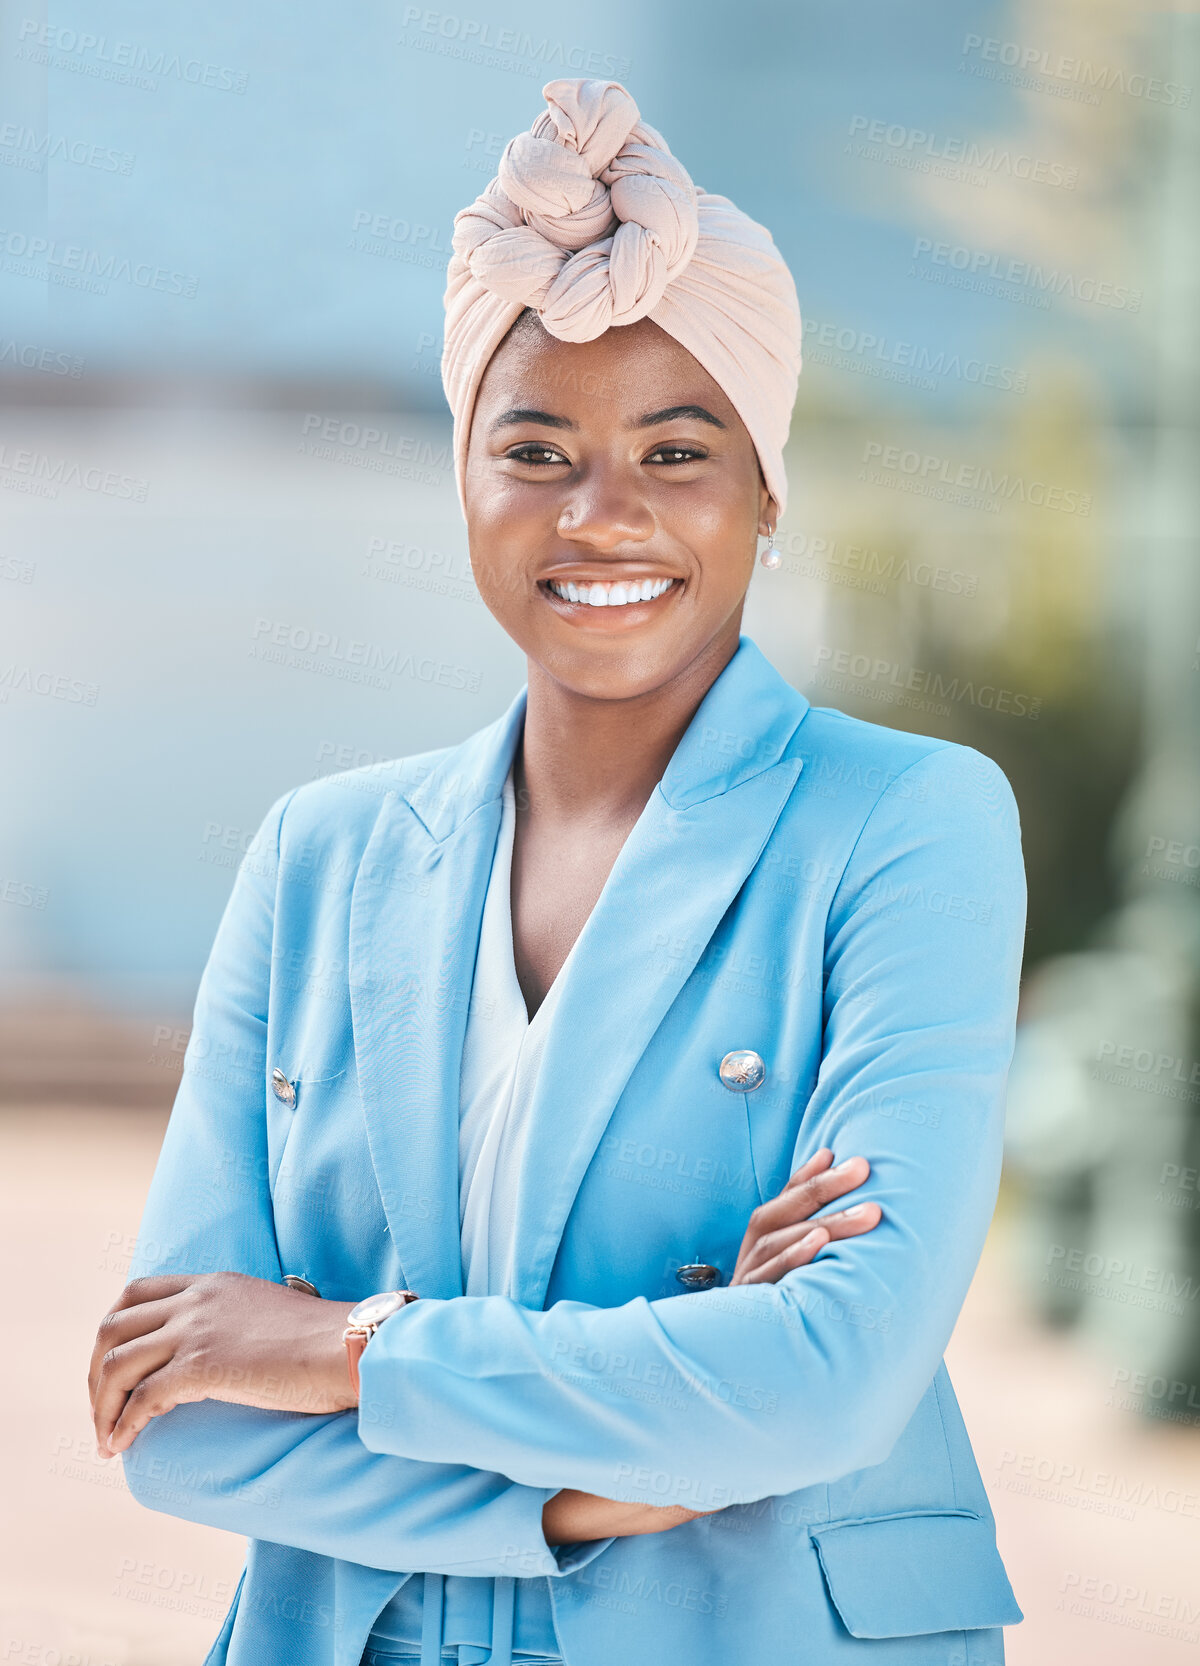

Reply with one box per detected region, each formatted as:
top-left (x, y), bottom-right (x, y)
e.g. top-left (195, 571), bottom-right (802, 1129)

top-left (516, 624), bottom-right (742, 826)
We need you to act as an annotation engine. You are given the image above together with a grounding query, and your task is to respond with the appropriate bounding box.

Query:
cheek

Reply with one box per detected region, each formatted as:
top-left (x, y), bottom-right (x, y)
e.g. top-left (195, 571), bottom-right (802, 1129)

top-left (661, 483), bottom-right (757, 579)
top-left (659, 455), bottom-right (757, 526)
top-left (466, 474), bottom-right (550, 541)
top-left (466, 504), bottom-right (534, 611)
top-left (469, 545), bottom-right (520, 615)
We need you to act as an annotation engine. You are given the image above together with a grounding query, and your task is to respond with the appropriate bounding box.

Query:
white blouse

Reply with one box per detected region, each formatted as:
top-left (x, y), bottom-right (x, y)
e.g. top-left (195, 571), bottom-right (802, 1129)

top-left (458, 763), bottom-right (583, 1300)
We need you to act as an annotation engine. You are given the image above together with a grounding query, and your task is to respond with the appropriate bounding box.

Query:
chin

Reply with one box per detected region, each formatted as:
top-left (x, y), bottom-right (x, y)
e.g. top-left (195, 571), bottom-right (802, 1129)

top-left (532, 631), bottom-right (699, 705)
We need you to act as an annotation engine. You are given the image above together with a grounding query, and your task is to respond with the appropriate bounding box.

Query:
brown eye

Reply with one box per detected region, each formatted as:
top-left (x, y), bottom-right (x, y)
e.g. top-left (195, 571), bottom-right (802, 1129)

top-left (508, 444), bottom-right (568, 466)
top-left (647, 445), bottom-right (706, 465)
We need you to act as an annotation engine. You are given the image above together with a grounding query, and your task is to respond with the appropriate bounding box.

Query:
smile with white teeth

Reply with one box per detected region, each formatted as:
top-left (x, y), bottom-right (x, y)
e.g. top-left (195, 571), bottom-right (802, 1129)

top-left (545, 576), bottom-right (677, 607)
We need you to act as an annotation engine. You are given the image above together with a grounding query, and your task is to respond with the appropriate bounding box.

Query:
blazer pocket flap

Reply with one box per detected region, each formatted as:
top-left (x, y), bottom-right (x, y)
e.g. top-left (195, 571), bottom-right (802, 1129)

top-left (810, 1510), bottom-right (1024, 1639)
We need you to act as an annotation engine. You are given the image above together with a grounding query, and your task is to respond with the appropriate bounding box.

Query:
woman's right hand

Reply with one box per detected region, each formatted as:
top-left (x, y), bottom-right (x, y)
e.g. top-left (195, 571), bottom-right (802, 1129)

top-left (543, 1149), bottom-right (881, 1546)
top-left (542, 1490), bottom-right (707, 1547)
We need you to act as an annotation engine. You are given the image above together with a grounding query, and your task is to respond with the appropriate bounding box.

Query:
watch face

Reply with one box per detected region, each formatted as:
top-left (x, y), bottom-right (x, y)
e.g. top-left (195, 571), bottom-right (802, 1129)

top-left (347, 1290), bottom-right (409, 1328)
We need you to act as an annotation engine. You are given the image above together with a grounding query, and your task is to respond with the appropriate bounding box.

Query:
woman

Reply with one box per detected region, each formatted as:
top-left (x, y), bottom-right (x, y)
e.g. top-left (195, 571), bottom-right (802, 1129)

top-left (90, 79), bottom-right (1026, 1666)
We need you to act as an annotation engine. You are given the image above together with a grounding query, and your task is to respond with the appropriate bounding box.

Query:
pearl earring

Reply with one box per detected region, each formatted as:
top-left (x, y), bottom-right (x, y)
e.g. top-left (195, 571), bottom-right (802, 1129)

top-left (759, 530), bottom-right (782, 570)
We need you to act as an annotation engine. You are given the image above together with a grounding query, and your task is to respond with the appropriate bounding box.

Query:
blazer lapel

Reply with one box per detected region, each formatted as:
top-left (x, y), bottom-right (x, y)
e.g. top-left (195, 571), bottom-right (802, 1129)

top-left (348, 689), bottom-right (526, 1300)
top-left (508, 637), bottom-right (810, 1309)
top-left (347, 634), bottom-right (811, 1310)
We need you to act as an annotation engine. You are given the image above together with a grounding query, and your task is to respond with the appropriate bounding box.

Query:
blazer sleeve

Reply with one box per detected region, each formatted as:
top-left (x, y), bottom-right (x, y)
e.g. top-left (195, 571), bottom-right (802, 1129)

top-left (356, 742), bottom-right (1027, 1509)
top-left (120, 787), bottom-right (612, 1578)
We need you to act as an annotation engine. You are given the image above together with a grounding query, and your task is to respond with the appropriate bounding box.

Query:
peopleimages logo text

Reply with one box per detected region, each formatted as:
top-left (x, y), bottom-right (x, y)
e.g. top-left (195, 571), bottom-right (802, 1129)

top-left (911, 237), bottom-right (1140, 311)
top-left (16, 20), bottom-right (249, 92)
top-left (0, 230), bottom-right (197, 296)
top-left (848, 116), bottom-right (1077, 188)
top-left (814, 645), bottom-right (1041, 720)
top-left (960, 33), bottom-right (1191, 108)
top-left (862, 441), bottom-right (1091, 515)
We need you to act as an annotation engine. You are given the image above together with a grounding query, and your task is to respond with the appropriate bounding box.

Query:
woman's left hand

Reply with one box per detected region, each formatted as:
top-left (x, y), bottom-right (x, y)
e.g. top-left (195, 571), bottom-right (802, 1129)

top-left (88, 1273), bottom-right (356, 1459)
top-left (729, 1148), bottom-right (882, 1285)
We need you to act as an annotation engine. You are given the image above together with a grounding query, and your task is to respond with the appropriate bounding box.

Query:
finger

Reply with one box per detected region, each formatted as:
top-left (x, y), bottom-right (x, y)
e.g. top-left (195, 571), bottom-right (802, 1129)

top-left (739, 1199), bottom-right (883, 1279)
top-left (814, 1201), bottom-right (883, 1240)
top-left (766, 1157), bottom-right (872, 1229)
top-left (739, 1159), bottom-right (871, 1266)
top-left (786, 1153), bottom-right (869, 1202)
top-left (777, 1148), bottom-right (834, 1193)
top-left (740, 1203), bottom-right (883, 1285)
top-left (107, 1275), bottom-right (198, 1314)
top-left (736, 1226), bottom-right (830, 1284)
top-left (92, 1334), bottom-right (175, 1457)
top-left (88, 1296), bottom-right (177, 1405)
top-left (735, 1211), bottom-right (825, 1279)
top-left (785, 1147), bottom-right (835, 1179)
top-left (106, 1363), bottom-right (193, 1455)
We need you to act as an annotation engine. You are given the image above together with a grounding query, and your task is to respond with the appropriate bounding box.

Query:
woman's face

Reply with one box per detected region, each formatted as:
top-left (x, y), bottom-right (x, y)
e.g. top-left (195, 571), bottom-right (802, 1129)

top-left (464, 312), bottom-right (775, 702)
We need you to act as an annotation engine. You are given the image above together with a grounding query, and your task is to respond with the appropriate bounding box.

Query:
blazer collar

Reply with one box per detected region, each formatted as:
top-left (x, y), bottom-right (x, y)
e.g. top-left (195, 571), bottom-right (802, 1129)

top-left (404, 633), bottom-right (811, 841)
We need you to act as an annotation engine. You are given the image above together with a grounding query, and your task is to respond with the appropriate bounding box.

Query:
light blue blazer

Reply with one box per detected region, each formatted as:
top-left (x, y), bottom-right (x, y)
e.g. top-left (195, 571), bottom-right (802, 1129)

top-left (124, 634), bottom-right (1026, 1666)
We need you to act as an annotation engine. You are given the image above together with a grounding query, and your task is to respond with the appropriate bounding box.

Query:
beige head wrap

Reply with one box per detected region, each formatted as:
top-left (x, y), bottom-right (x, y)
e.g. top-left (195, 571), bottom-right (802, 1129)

top-left (441, 78), bottom-right (802, 517)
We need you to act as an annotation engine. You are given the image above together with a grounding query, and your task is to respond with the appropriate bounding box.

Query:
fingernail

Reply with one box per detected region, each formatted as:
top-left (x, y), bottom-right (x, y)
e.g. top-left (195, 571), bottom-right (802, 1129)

top-left (832, 1158), bottom-right (858, 1173)
top-left (840, 1204), bottom-right (865, 1217)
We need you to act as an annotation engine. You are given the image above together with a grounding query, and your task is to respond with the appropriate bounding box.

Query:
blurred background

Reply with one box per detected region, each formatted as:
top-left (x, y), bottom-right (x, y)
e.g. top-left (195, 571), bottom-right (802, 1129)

top-left (2, 0), bottom-right (1198, 1659)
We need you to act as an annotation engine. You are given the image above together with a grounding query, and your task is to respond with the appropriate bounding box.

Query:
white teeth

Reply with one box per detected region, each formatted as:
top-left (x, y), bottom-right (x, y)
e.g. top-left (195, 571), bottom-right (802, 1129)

top-left (547, 577), bottom-right (675, 607)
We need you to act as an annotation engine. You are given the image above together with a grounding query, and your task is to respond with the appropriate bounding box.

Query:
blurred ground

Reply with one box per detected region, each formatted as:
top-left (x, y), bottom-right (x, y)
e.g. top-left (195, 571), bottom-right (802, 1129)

top-left (1, 1102), bottom-right (244, 1666)
top-left (1, 1101), bottom-right (1197, 1665)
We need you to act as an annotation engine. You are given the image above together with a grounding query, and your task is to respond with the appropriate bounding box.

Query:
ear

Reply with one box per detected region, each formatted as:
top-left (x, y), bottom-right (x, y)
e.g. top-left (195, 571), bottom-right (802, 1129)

top-left (757, 492), bottom-right (779, 539)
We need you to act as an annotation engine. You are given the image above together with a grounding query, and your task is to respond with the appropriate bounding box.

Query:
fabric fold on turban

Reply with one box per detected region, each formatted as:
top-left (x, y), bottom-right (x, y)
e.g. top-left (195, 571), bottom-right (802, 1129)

top-left (441, 78), bottom-right (802, 516)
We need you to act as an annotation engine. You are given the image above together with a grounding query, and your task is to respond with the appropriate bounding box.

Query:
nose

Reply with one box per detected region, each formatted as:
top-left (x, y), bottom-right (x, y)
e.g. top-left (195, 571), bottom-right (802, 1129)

top-left (557, 463), bottom-right (655, 551)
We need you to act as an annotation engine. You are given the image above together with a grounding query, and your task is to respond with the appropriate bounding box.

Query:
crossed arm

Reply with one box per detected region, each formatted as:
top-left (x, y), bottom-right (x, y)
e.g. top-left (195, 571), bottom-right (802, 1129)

top-left (89, 1147), bottom-right (881, 1548)
top-left (90, 741), bottom-right (1024, 1567)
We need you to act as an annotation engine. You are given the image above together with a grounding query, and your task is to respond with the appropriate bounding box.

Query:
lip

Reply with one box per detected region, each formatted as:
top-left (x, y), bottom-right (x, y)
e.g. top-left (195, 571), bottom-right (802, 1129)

top-left (537, 572), bottom-right (683, 627)
top-left (539, 566), bottom-right (682, 587)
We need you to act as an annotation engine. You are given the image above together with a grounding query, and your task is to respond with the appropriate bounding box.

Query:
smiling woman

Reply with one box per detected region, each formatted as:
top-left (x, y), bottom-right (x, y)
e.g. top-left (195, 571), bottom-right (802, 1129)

top-left (93, 76), bottom-right (1027, 1666)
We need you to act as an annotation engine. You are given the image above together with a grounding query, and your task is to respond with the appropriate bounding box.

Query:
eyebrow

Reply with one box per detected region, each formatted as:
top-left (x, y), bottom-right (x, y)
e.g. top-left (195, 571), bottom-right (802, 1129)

top-left (491, 407), bottom-right (575, 432)
top-left (635, 404), bottom-right (725, 430)
top-left (489, 403), bottom-right (726, 433)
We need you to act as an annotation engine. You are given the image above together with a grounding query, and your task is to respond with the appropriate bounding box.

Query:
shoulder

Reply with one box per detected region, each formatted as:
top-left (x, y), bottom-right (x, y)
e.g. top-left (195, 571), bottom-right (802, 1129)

top-left (789, 701), bottom-right (1020, 836)
top-left (790, 706), bottom-right (1025, 939)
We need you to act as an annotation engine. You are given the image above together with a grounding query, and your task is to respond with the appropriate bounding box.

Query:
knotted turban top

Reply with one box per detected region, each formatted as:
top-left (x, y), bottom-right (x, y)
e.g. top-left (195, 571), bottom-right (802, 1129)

top-left (441, 77), bottom-right (802, 517)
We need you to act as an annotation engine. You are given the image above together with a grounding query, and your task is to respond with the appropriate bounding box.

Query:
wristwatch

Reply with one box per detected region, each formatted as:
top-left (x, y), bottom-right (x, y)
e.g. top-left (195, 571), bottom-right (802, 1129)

top-left (342, 1289), bottom-right (419, 1395)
